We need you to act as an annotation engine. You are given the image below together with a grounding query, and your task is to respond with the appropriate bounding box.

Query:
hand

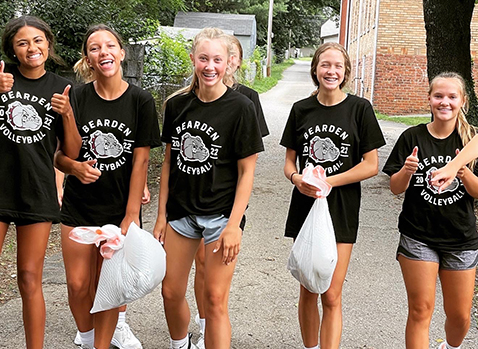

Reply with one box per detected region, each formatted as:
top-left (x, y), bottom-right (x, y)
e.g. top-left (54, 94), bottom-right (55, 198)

top-left (213, 225), bottom-right (242, 265)
top-left (120, 213), bottom-right (139, 236)
top-left (72, 159), bottom-right (102, 184)
top-left (153, 215), bottom-right (167, 244)
top-left (0, 61), bottom-right (14, 93)
top-left (142, 185), bottom-right (151, 205)
top-left (455, 149), bottom-right (466, 179)
top-left (292, 174), bottom-right (324, 198)
top-left (403, 146), bottom-right (419, 175)
top-left (51, 85), bottom-right (73, 116)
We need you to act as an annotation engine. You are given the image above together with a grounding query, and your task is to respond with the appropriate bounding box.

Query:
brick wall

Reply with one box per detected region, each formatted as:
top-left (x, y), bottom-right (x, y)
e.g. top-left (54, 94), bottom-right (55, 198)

top-left (344, 0), bottom-right (478, 115)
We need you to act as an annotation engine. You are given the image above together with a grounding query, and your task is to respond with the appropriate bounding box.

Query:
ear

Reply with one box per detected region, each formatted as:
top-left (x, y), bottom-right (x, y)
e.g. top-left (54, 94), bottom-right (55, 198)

top-left (190, 53), bottom-right (194, 64)
top-left (120, 48), bottom-right (126, 62)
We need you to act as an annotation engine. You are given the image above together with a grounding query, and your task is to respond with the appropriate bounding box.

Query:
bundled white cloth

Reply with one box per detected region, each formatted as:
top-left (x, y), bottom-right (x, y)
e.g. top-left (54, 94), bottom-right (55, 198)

top-left (70, 222), bottom-right (166, 313)
top-left (287, 164), bottom-right (337, 294)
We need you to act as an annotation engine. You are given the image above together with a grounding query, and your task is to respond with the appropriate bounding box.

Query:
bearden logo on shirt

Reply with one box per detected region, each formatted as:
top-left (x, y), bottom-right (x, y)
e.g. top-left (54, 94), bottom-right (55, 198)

top-left (180, 132), bottom-right (209, 162)
top-left (0, 91), bottom-right (53, 144)
top-left (89, 130), bottom-right (123, 159)
top-left (309, 135), bottom-right (340, 163)
top-left (414, 158), bottom-right (465, 206)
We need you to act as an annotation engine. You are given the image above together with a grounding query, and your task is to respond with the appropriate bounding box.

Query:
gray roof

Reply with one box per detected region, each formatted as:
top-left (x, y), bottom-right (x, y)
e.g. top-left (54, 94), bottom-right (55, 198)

top-left (174, 11), bottom-right (256, 36)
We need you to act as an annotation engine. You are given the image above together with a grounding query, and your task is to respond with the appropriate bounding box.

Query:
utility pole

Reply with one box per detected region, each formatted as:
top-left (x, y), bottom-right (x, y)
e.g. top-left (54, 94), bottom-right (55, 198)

top-left (266, 0), bottom-right (274, 77)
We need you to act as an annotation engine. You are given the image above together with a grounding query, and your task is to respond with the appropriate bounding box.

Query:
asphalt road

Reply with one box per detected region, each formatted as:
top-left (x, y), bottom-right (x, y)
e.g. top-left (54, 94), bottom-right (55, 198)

top-left (1, 60), bottom-right (477, 348)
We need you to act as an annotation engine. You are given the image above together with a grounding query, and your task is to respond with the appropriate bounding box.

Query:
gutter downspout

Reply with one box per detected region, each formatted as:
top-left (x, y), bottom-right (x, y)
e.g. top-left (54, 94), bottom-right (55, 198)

top-left (354, 0), bottom-right (364, 94)
top-left (370, 0), bottom-right (381, 105)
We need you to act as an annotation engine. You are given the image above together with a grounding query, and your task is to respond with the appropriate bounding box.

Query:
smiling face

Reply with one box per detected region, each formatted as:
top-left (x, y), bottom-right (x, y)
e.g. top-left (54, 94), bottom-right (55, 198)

top-left (315, 48), bottom-right (346, 92)
top-left (428, 77), bottom-right (464, 123)
top-left (12, 25), bottom-right (49, 72)
top-left (85, 30), bottom-right (125, 79)
top-left (191, 38), bottom-right (229, 90)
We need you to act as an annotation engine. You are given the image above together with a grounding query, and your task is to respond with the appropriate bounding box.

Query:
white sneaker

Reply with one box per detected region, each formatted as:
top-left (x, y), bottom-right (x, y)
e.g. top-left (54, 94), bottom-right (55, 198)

top-left (74, 330), bottom-right (82, 345)
top-left (80, 345), bottom-right (93, 349)
top-left (194, 315), bottom-right (205, 349)
top-left (111, 323), bottom-right (143, 349)
top-left (170, 333), bottom-right (198, 349)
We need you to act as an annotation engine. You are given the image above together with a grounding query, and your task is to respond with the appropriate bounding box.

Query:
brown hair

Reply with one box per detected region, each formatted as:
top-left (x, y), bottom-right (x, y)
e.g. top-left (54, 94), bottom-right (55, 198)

top-left (429, 71), bottom-right (476, 169)
top-left (310, 42), bottom-right (351, 94)
top-left (1, 15), bottom-right (64, 66)
top-left (73, 24), bottom-right (124, 82)
top-left (224, 34), bottom-right (243, 87)
top-left (164, 27), bottom-right (232, 108)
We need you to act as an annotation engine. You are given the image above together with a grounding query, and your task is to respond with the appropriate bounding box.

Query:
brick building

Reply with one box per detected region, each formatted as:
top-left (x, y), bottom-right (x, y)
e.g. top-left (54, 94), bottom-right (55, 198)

top-left (340, 0), bottom-right (478, 115)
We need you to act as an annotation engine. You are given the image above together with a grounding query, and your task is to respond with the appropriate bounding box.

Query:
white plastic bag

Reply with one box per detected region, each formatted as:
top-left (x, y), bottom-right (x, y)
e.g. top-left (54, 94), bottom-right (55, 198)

top-left (287, 164), bottom-right (337, 294)
top-left (70, 222), bottom-right (166, 313)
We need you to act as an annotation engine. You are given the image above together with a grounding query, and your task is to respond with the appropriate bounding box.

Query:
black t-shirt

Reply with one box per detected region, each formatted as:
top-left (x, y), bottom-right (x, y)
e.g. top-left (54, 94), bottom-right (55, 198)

top-left (280, 94), bottom-right (385, 242)
top-left (162, 88), bottom-right (264, 221)
top-left (383, 124), bottom-right (478, 251)
top-left (236, 84), bottom-right (269, 137)
top-left (61, 83), bottom-right (161, 227)
top-left (0, 64), bottom-right (72, 222)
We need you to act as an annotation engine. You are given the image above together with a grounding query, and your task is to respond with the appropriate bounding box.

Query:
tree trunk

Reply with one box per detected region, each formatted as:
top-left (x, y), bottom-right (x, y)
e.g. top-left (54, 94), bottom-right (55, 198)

top-left (423, 0), bottom-right (477, 125)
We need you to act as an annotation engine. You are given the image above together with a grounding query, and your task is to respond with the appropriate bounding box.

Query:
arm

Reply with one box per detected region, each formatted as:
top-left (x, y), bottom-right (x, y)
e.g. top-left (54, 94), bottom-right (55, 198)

top-left (431, 134), bottom-right (478, 191)
top-left (54, 150), bottom-right (101, 184)
top-left (389, 146), bottom-right (419, 195)
top-left (119, 146), bottom-right (150, 235)
top-left (283, 148), bottom-right (322, 198)
top-left (213, 153), bottom-right (258, 265)
top-left (51, 85), bottom-right (81, 159)
top-left (326, 149), bottom-right (379, 188)
top-left (55, 168), bottom-right (65, 207)
top-left (457, 165), bottom-right (478, 198)
top-left (153, 144), bottom-right (171, 243)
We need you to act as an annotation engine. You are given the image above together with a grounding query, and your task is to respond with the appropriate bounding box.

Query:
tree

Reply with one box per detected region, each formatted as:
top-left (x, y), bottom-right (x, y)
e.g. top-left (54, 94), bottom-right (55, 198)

top-left (0, 0), bottom-right (186, 69)
top-left (423, 0), bottom-right (478, 124)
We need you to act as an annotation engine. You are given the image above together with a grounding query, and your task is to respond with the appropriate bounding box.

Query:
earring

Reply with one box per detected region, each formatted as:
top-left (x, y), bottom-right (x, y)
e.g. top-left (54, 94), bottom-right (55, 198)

top-left (13, 54), bottom-right (16, 57)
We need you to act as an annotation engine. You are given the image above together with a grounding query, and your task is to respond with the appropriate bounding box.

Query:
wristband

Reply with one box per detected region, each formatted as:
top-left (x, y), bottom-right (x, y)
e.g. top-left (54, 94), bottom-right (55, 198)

top-left (290, 171), bottom-right (298, 184)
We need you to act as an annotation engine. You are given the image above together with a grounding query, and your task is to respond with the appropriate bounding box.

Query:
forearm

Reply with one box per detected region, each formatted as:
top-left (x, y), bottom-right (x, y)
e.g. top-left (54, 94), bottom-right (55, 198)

top-left (157, 145), bottom-right (171, 218)
top-left (450, 135), bottom-right (478, 170)
top-left (59, 111), bottom-right (81, 159)
top-left (327, 149), bottom-right (379, 188)
top-left (228, 154), bottom-right (258, 227)
top-left (125, 147), bottom-right (150, 218)
top-left (460, 167), bottom-right (478, 198)
top-left (389, 167), bottom-right (413, 195)
top-left (54, 149), bottom-right (78, 175)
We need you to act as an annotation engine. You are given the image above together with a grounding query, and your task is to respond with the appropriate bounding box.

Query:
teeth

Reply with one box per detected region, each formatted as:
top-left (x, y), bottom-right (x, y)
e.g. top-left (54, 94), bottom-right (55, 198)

top-left (100, 60), bottom-right (113, 65)
top-left (28, 54), bottom-right (41, 59)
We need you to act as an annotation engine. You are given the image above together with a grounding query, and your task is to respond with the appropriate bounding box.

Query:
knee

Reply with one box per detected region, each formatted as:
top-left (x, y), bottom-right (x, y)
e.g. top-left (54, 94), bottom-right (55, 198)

top-left (162, 283), bottom-right (185, 304)
top-left (204, 289), bottom-right (227, 316)
top-left (408, 301), bottom-right (434, 323)
top-left (17, 268), bottom-right (42, 297)
top-left (447, 311), bottom-right (471, 330)
top-left (67, 277), bottom-right (91, 300)
top-left (321, 289), bottom-right (342, 309)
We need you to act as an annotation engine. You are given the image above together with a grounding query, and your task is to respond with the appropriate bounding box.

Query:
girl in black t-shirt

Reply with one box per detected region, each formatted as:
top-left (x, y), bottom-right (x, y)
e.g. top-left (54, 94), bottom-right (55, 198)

top-left (280, 43), bottom-right (385, 349)
top-left (55, 25), bottom-right (160, 349)
top-left (0, 16), bottom-right (81, 349)
top-left (384, 72), bottom-right (478, 349)
top-left (190, 34), bottom-right (269, 349)
top-left (153, 28), bottom-right (263, 349)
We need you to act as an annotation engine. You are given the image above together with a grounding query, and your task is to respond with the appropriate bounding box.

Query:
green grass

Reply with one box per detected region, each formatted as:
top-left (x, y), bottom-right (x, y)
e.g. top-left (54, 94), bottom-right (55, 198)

top-left (376, 112), bottom-right (431, 126)
top-left (249, 59), bottom-right (295, 93)
top-left (297, 56), bottom-right (313, 61)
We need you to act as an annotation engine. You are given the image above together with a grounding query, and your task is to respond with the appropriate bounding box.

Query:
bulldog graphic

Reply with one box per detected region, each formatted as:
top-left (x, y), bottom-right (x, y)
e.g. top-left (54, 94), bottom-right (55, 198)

top-left (6, 101), bottom-right (42, 131)
top-left (180, 132), bottom-right (209, 162)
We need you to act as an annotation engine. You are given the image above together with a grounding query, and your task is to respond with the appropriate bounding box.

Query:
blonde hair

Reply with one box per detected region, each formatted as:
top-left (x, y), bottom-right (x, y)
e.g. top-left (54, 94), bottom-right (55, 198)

top-left (74, 24), bottom-right (124, 83)
top-left (429, 72), bottom-right (476, 169)
top-left (310, 42), bottom-right (352, 95)
top-left (164, 27), bottom-right (232, 108)
top-left (224, 35), bottom-right (243, 87)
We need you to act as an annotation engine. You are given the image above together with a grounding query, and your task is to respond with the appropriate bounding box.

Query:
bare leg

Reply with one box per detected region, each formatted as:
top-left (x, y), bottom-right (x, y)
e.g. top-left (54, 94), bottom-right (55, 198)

top-left (194, 239), bottom-right (206, 319)
top-left (203, 241), bottom-right (237, 348)
top-left (94, 307), bottom-right (120, 349)
top-left (440, 268), bottom-right (476, 347)
top-left (298, 285), bottom-right (319, 347)
top-left (16, 222), bottom-right (51, 349)
top-left (0, 221), bottom-right (8, 255)
top-left (162, 224), bottom-right (201, 339)
top-left (319, 243), bottom-right (353, 349)
top-left (61, 224), bottom-right (97, 332)
top-left (398, 255), bottom-right (438, 349)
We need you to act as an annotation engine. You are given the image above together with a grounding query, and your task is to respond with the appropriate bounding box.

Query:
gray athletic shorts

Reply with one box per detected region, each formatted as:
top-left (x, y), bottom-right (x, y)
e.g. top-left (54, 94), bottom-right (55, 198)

top-left (397, 234), bottom-right (478, 270)
top-left (169, 214), bottom-right (229, 245)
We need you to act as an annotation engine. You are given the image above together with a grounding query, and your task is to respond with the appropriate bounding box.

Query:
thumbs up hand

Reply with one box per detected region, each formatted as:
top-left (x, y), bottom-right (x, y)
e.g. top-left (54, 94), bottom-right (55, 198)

top-left (51, 84), bottom-right (73, 117)
top-left (404, 146), bottom-right (419, 175)
top-left (0, 61), bottom-right (14, 93)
